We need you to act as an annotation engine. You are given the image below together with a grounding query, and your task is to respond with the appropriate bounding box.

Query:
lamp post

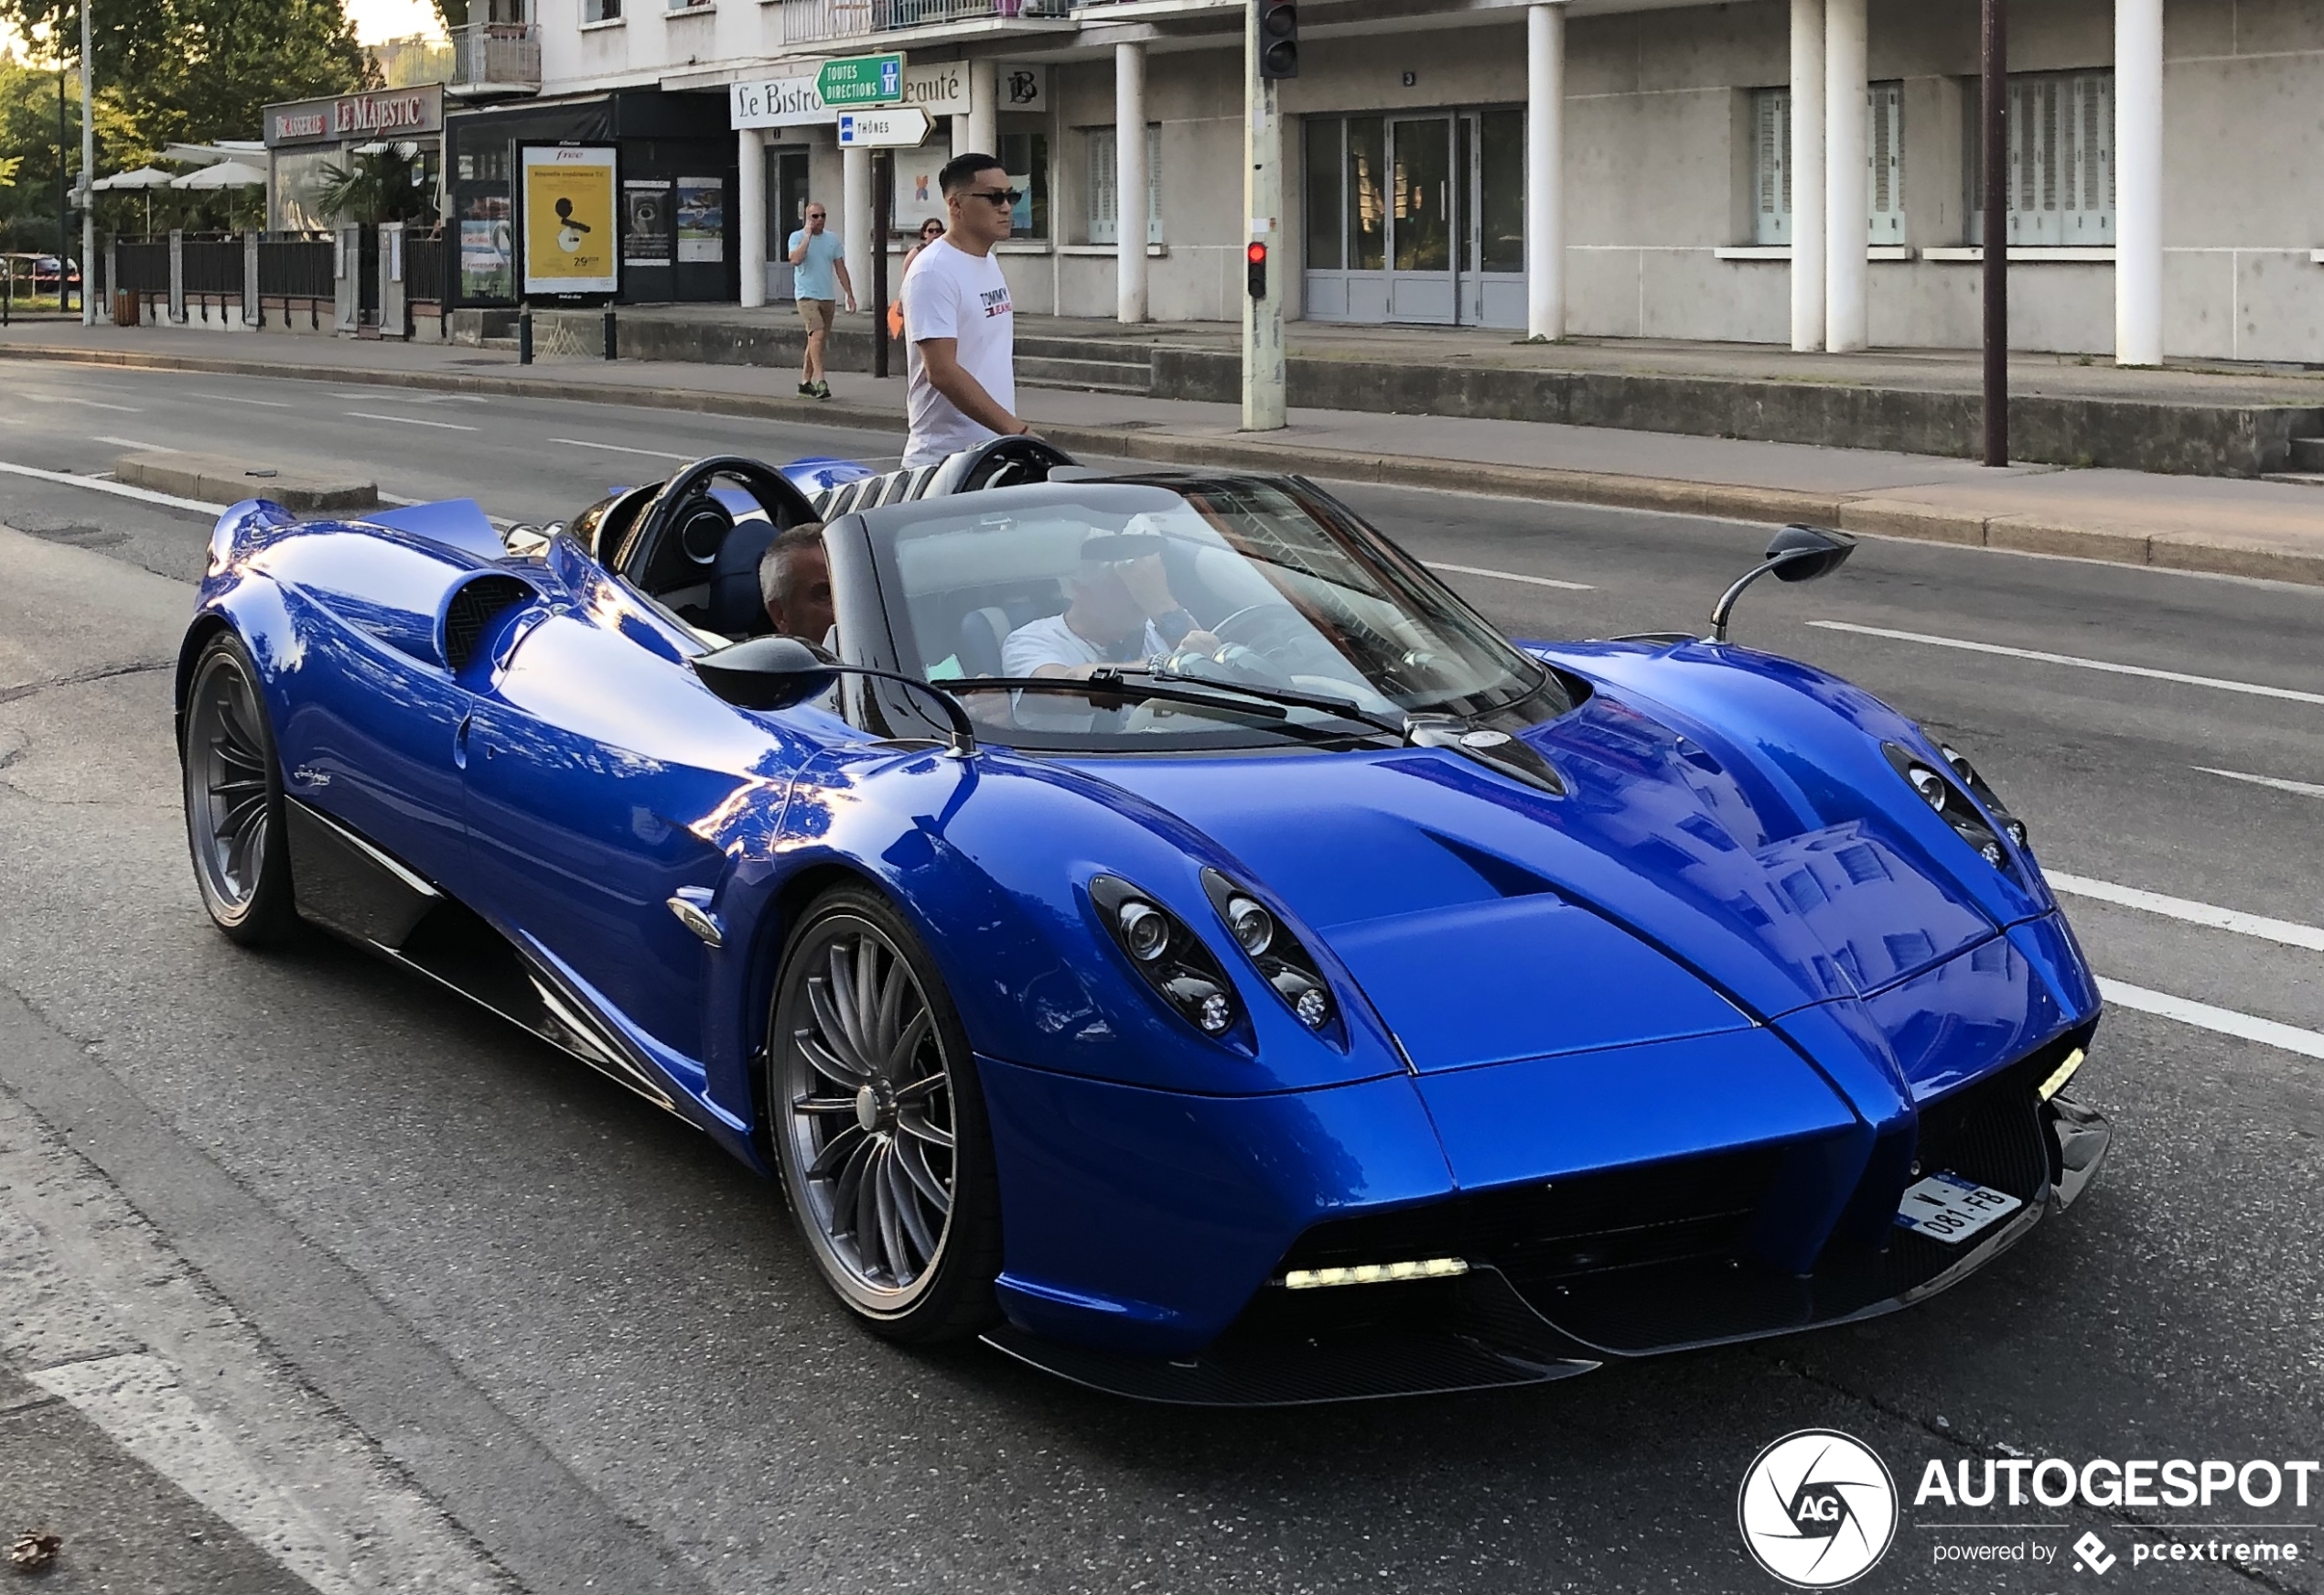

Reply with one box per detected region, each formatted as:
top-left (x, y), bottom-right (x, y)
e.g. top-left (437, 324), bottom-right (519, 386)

top-left (57, 62), bottom-right (70, 312)
top-left (81, 0), bottom-right (95, 326)
top-left (1980, 0), bottom-right (2007, 467)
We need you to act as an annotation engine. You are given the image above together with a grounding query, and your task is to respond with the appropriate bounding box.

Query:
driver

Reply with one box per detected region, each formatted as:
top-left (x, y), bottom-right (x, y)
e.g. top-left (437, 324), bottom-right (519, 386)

top-left (1001, 527), bottom-right (1217, 683)
top-left (759, 522), bottom-right (835, 648)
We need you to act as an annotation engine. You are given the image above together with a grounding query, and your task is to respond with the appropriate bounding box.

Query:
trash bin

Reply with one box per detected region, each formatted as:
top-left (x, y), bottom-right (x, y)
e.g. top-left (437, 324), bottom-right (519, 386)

top-left (113, 289), bottom-right (141, 327)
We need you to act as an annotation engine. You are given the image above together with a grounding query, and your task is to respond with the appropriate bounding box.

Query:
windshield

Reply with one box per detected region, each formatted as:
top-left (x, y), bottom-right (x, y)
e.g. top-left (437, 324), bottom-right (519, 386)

top-left (864, 477), bottom-right (1554, 751)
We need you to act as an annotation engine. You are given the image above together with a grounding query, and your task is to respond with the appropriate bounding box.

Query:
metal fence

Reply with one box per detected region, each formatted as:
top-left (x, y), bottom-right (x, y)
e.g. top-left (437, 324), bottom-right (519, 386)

top-left (182, 240), bottom-right (242, 296)
top-left (405, 235), bottom-right (447, 306)
top-left (780, 0), bottom-right (1066, 44)
top-left (115, 241), bottom-right (170, 294)
top-left (449, 21), bottom-right (541, 91)
top-left (258, 237), bottom-right (334, 299)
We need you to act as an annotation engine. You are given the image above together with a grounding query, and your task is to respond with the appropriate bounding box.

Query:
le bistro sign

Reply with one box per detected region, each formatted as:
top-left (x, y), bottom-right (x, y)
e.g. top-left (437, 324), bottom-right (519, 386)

top-left (265, 84), bottom-right (444, 147)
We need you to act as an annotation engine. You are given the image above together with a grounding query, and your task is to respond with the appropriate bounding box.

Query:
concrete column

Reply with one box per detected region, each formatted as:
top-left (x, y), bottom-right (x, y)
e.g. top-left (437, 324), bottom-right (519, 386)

top-left (1790, 0), bottom-right (1825, 351)
top-left (2114, 0), bottom-right (2163, 366)
top-left (1115, 42), bottom-right (1148, 323)
top-left (951, 114), bottom-right (971, 159)
top-left (966, 60), bottom-right (999, 160)
top-left (738, 127), bottom-right (768, 308)
top-left (843, 143), bottom-right (873, 312)
top-left (1525, 4), bottom-right (1565, 340)
top-left (1823, 0), bottom-right (1867, 351)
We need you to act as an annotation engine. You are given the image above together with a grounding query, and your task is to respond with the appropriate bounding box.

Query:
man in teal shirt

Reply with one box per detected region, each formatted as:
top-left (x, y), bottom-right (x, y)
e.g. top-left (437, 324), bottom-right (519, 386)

top-left (787, 202), bottom-right (855, 399)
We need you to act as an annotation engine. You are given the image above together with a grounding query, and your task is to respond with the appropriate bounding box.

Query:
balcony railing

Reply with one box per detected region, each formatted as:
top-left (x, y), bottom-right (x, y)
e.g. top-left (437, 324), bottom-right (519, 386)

top-left (782, 0), bottom-right (1069, 45)
top-left (448, 22), bottom-right (542, 95)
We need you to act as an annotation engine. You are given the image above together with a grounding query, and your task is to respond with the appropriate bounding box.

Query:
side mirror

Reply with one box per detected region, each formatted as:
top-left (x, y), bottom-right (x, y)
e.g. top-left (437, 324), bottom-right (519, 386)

top-left (1708, 523), bottom-right (1857, 641)
top-left (693, 634), bottom-right (837, 711)
top-left (1763, 523), bottom-right (1856, 585)
top-left (693, 635), bottom-right (980, 757)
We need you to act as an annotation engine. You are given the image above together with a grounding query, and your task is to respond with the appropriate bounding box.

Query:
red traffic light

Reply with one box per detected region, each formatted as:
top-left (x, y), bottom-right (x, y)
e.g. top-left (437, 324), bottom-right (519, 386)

top-left (1246, 242), bottom-right (1267, 265)
top-left (1246, 240), bottom-right (1268, 298)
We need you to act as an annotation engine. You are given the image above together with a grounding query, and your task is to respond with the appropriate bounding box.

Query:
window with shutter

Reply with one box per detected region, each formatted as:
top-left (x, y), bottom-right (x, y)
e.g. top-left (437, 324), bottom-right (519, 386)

top-left (1972, 69), bottom-right (2114, 246)
top-left (1085, 124), bottom-right (1162, 247)
top-left (1749, 84), bottom-right (1901, 247)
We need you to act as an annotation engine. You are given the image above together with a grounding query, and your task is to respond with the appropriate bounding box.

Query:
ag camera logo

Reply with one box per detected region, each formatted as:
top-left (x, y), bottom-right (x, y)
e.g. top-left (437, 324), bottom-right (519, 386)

top-left (1738, 1429), bottom-right (1899, 1588)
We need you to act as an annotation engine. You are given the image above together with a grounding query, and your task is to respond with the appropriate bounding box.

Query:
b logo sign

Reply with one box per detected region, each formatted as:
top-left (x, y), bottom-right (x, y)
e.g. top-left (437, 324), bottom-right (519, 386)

top-left (1738, 1430), bottom-right (1898, 1588)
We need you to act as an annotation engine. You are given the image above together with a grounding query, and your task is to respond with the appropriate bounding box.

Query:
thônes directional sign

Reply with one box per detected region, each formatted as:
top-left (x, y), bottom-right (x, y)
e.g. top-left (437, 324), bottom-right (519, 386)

top-left (835, 107), bottom-right (931, 148)
top-left (818, 54), bottom-right (906, 109)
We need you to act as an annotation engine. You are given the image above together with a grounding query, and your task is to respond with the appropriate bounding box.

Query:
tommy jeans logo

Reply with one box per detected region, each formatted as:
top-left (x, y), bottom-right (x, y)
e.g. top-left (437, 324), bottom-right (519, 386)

top-left (979, 286), bottom-right (1013, 318)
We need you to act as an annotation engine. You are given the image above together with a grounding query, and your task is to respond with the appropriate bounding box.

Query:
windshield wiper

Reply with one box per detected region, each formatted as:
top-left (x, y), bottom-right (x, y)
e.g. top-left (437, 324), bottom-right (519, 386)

top-left (1103, 666), bottom-right (1409, 740)
top-left (944, 674), bottom-right (1399, 746)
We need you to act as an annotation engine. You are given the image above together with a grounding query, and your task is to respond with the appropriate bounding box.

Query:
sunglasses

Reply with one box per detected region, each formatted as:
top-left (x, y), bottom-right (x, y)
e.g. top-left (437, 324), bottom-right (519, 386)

top-left (963, 188), bottom-right (1024, 207)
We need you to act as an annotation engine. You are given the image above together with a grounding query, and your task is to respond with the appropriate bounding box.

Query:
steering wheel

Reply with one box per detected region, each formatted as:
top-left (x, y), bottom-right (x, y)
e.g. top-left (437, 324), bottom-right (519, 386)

top-left (925, 435), bottom-right (1080, 497)
top-left (612, 455), bottom-right (818, 578)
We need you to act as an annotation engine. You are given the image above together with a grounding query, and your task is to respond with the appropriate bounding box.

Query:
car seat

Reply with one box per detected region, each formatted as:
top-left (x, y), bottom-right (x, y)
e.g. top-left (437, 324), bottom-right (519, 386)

top-left (956, 606), bottom-right (1014, 678)
top-left (707, 517), bottom-right (780, 638)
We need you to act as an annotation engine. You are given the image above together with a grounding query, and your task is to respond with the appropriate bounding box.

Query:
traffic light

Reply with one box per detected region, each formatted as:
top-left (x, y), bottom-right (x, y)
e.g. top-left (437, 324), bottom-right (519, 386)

top-left (1246, 240), bottom-right (1268, 299)
top-left (1257, 0), bottom-right (1298, 79)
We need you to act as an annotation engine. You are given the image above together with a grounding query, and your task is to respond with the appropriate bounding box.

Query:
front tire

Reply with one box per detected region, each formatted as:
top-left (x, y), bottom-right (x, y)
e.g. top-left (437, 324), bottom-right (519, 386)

top-left (181, 632), bottom-right (297, 946)
top-left (769, 885), bottom-right (1002, 1343)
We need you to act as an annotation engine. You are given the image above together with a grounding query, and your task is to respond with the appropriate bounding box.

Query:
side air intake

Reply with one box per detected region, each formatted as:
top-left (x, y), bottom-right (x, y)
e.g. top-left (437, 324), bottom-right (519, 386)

top-left (441, 576), bottom-right (537, 671)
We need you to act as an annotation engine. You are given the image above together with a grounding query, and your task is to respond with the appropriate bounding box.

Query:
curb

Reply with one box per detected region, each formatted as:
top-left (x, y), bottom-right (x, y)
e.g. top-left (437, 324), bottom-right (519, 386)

top-left (5, 341), bottom-right (2318, 587)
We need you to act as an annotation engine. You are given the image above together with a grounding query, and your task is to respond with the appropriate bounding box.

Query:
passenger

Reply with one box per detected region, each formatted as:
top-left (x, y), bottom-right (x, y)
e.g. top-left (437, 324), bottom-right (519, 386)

top-left (758, 522), bottom-right (834, 648)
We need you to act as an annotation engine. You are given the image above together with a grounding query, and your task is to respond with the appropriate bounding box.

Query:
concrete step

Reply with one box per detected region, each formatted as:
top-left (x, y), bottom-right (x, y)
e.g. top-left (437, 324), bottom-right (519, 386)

top-left (2261, 471), bottom-right (2324, 488)
top-left (1017, 354), bottom-right (1154, 393)
top-left (1017, 335), bottom-right (1157, 366)
top-left (2286, 436), bottom-right (2324, 472)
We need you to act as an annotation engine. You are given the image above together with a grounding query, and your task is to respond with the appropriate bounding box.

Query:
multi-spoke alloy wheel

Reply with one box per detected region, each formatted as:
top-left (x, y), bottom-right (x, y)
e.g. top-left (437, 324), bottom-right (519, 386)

top-left (181, 634), bottom-right (296, 944)
top-left (771, 889), bottom-right (999, 1341)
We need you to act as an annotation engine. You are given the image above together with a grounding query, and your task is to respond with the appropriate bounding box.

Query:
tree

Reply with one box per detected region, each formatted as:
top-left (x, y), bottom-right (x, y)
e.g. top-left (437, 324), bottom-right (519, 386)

top-left (0, 0), bottom-right (371, 156)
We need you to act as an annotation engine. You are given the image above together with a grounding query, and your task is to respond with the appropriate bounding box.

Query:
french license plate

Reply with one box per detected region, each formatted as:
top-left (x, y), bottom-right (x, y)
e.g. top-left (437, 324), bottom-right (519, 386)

top-left (1895, 1171), bottom-right (2023, 1245)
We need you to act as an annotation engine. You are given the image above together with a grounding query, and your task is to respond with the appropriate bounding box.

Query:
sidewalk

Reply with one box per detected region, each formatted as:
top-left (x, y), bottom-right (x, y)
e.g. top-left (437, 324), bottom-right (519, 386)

top-left (4, 320), bottom-right (2320, 585)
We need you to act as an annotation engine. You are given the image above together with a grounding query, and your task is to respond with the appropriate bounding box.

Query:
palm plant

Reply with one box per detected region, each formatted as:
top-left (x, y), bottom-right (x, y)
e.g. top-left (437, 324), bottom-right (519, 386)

top-left (316, 143), bottom-right (434, 226)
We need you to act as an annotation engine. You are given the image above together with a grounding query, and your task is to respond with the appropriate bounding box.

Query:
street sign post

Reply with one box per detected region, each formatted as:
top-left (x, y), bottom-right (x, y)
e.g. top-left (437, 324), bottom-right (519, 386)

top-left (818, 54), bottom-right (907, 109)
top-left (834, 107), bottom-right (932, 148)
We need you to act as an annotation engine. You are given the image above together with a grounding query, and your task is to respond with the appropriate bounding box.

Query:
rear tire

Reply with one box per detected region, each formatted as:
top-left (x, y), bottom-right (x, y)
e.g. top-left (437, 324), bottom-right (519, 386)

top-left (768, 885), bottom-right (1002, 1343)
top-left (181, 632), bottom-right (298, 947)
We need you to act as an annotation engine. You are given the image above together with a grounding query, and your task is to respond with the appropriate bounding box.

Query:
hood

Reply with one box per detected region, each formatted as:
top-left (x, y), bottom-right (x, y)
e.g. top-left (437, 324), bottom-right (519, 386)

top-left (1067, 661), bottom-right (2015, 1075)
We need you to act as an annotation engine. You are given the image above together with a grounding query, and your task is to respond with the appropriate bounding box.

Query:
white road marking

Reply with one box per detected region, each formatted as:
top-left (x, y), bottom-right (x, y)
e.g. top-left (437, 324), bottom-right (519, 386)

top-left (47, 393), bottom-right (142, 413)
top-left (189, 390), bottom-right (292, 408)
top-left (91, 435), bottom-right (175, 453)
top-left (2194, 765), bottom-right (2324, 800)
top-left (1424, 561), bottom-right (1595, 591)
top-left (1806, 620), bottom-right (2324, 706)
top-left (2099, 979), bottom-right (2324, 1061)
top-left (549, 436), bottom-right (695, 461)
top-left (2047, 871), bottom-right (2324, 953)
top-left (0, 1105), bottom-right (516, 1594)
top-left (0, 458), bottom-right (221, 513)
top-left (345, 409), bottom-right (479, 431)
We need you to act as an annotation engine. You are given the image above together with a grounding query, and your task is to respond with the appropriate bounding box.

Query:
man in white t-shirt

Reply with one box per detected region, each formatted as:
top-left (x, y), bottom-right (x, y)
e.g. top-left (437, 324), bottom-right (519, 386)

top-left (902, 153), bottom-right (1035, 469)
top-left (1001, 530), bottom-right (1219, 729)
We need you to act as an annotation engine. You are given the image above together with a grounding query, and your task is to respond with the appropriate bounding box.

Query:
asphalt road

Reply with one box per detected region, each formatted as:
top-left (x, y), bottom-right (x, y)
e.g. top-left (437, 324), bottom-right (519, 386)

top-left (0, 361), bottom-right (2318, 1595)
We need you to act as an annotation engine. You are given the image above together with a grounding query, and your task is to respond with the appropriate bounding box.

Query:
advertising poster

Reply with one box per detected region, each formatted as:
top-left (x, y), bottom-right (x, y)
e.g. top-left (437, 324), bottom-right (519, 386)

top-left (521, 144), bottom-right (618, 296)
top-left (457, 194), bottom-right (513, 300)
top-left (675, 178), bottom-right (725, 264)
top-left (623, 179), bottom-right (672, 268)
top-left (895, 148), bottom-right (946, 235)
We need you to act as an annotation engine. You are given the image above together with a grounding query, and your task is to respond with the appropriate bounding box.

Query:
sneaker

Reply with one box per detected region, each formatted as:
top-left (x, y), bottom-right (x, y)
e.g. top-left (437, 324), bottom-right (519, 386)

top-left (797, 381), bottom-right (815, 397)
top-left (812, 381), bottom-right (832, 399)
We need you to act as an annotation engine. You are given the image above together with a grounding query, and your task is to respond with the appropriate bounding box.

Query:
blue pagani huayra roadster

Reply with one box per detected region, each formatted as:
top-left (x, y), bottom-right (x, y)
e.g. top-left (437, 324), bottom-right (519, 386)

top-left (177, 437), bottom-right (2108, 1404)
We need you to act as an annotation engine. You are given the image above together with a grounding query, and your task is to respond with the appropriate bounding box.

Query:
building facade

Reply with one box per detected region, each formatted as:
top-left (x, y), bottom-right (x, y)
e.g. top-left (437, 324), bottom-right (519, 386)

top-left (495, 0), bottom-right (2324, 362)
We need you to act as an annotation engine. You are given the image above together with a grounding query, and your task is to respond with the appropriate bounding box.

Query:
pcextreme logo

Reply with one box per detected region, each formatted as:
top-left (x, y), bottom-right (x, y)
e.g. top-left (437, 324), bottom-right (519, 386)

top-left (1738, 1429), bottom-right (1899, 1589)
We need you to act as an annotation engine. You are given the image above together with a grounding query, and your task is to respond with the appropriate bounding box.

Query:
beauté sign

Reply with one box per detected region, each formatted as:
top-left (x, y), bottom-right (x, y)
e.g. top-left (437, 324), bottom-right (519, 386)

top-left (730, 59), bottom-right (973, 129)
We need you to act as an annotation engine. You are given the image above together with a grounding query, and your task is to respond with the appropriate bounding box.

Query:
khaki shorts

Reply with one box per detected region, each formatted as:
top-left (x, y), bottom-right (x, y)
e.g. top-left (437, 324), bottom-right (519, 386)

top-left (797, 297), bottom-right (835, 335)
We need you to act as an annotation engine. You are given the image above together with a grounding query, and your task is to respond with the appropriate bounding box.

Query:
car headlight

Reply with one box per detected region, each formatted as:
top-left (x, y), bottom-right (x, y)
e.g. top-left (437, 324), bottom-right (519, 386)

top-left (1202, 868), bottom-right (1343, 1041)
top-left (1936, 743), bottom-right (2030, 850)
top-left (1089, 875), bottom-right (1243, 1040)
top-left (1882, 742), bottom-right (2022, 878)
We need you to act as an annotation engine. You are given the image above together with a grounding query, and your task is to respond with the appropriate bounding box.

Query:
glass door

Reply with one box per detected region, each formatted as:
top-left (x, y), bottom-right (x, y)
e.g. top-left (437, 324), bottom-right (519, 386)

top-left (768, 148), bottom-right (811, 301)
top-left (1385, 115), bottom-right (1455, 324)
